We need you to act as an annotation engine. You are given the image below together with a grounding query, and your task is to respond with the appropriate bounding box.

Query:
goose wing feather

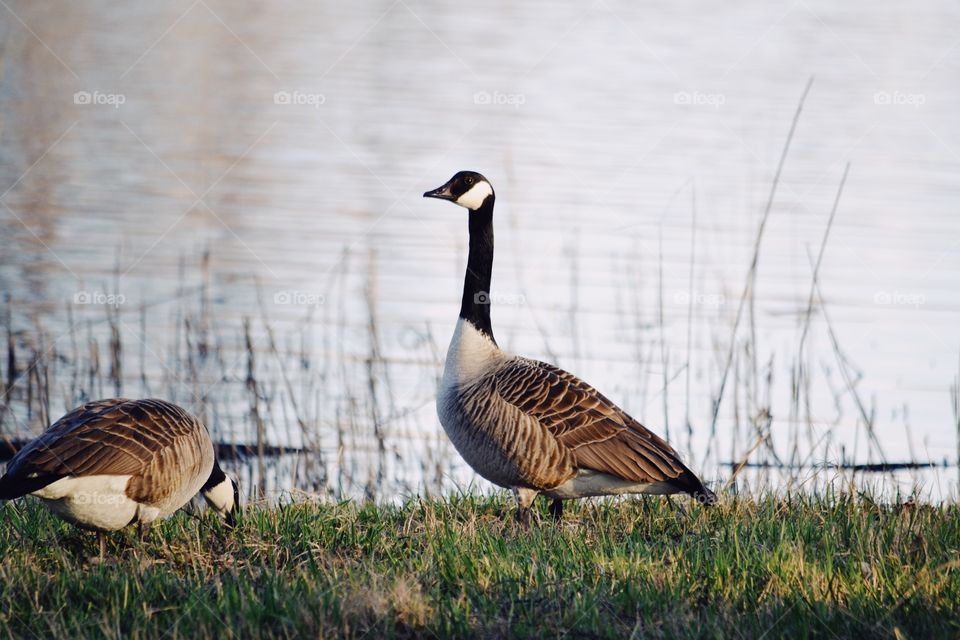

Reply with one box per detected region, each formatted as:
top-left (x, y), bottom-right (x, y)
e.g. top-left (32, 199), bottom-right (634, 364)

top-left (492, 358), bottom-right (687, 484)
top-left (6, 399), bottom-right (209, 503)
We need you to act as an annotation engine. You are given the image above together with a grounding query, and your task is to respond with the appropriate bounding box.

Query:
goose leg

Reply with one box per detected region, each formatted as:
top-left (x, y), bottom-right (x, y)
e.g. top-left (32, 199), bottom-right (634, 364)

top-left (133, 521), bottom-right (155, 567)
top-left (512, 487), bottom-right (538, 529)
top-left (514, 508), bottom-right (530, 528)
top-left (667, 495), bottom-right (689, 519)
top-left (548, 498), bottom-right (564, 522)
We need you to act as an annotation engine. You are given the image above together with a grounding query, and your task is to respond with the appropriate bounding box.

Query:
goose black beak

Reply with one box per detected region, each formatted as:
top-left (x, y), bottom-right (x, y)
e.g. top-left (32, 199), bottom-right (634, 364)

top-left (423, 184), bottom-right (455, 201)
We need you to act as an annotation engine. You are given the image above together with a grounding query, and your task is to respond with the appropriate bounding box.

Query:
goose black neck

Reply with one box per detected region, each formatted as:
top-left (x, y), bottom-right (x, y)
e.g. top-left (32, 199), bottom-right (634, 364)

top-left (202, 461), bottom-right (227, 492)
top-left (460, 197), bottom-right (496, 343)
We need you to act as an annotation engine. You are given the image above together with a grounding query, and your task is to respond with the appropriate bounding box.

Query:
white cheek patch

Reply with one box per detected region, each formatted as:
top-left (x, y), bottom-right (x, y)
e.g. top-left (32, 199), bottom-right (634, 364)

top-left (203, 477), bottom-right (235, 514)
top-left (455, 181), bottom-right (493, 210)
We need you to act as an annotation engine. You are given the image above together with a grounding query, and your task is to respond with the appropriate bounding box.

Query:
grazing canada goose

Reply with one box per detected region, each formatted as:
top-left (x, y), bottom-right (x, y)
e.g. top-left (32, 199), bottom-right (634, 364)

top-left (0, 398), bottom-right (239, 556)
top-left (424, 171), bottom-right (715, 525)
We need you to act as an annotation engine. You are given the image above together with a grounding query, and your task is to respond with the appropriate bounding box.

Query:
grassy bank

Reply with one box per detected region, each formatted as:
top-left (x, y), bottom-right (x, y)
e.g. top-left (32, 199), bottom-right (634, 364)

top-left (0, 493), bottom-right (957, 639)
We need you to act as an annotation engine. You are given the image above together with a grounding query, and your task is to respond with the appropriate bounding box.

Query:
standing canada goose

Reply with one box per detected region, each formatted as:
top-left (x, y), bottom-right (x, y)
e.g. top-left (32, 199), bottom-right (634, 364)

top-left (0, 398), bottom-right (239, 556)
top-left (424, 171), bottom-right (715, 525)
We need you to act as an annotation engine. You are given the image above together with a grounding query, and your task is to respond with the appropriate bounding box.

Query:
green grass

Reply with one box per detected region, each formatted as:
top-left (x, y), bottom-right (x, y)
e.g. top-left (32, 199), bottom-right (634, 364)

top-left (0, 493), bottom-right (957, 639)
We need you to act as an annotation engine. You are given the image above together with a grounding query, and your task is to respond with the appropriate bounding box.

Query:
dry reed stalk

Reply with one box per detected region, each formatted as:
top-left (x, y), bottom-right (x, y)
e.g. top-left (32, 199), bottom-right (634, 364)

top-left (707, 77), bottom-right (814, 454)
top-left (684, 183), bottom-right (697, 460)
top-left (952, 356), bottom-right (959, 495)
top-left (244, 318), bottom-right (267, 500)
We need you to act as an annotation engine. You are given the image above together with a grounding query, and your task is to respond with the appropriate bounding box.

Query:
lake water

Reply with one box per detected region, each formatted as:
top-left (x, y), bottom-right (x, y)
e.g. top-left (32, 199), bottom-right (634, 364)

top-left (1, 0), bottom-right (958, 502)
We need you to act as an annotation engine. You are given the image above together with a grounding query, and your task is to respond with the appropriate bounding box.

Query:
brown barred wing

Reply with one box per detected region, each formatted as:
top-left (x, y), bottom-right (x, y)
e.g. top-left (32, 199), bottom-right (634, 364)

top-left (492, 358), bottom-right (689, 485)
top-left (6, 398), bottom-right (205, 486)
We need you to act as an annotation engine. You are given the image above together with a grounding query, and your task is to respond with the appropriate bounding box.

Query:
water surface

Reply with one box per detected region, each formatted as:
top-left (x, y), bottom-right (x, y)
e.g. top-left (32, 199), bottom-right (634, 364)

top-left (1, 0), bottom-right (958, 500)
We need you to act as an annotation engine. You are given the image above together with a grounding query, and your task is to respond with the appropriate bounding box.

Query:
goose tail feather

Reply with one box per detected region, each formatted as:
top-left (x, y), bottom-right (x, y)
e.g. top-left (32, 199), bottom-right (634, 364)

top-left (0, 473), bottom-right (59, 500)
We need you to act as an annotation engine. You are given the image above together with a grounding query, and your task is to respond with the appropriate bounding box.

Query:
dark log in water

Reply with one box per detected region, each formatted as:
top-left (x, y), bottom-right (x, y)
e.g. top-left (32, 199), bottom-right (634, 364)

top-left (0, 437), bottom-right (305, 463)
top-left (722, 460), bottom-right (954, 473)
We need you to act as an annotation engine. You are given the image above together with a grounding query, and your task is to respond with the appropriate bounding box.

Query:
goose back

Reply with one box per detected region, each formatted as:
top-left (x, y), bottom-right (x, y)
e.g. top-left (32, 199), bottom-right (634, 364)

top-left (5, 398), bottom-right (214, 516)
top-left (441, 348), bottom-right (706, 496)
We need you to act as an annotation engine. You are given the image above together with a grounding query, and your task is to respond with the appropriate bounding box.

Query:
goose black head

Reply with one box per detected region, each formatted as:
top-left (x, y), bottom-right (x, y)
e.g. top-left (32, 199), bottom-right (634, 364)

top-left (201, 462), bottom-right (241, 527)
top-left (423, 171), bottom-right (494, 211)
